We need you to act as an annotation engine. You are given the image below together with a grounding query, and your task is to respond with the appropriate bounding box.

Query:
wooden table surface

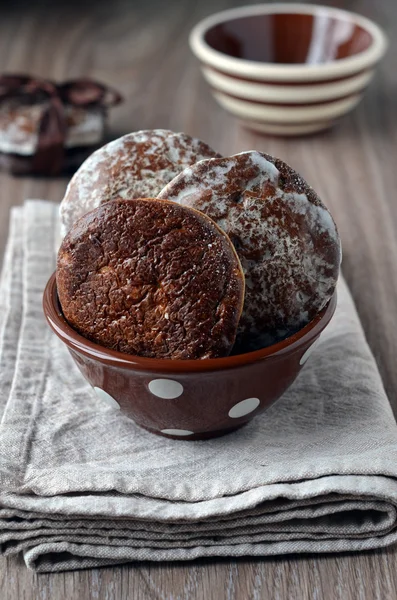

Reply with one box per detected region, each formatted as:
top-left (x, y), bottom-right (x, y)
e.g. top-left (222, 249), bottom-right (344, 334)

top-left (0, 0), bottom-right (396, 597)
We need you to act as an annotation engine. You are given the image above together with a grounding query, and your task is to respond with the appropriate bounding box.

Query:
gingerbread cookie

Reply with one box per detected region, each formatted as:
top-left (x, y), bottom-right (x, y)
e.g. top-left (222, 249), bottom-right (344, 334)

top-left (59, 129), bottom-right (220, 236)
top-left (57, 198), bottom-right (244, 359)
top-left (158, 151), bottom-right (341, 350)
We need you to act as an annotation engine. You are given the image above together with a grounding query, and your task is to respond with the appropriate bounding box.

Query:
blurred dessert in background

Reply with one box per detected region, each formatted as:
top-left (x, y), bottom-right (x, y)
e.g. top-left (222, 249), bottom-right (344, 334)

top-left (0, 74), bottom-right (122, 176)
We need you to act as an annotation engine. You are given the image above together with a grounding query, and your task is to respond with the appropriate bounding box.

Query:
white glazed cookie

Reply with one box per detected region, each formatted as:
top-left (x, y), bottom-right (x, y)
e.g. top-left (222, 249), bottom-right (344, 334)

top-left (158, 150), bottom-right (341, 351)
top-left (59, 129), bottom-right (220, 236)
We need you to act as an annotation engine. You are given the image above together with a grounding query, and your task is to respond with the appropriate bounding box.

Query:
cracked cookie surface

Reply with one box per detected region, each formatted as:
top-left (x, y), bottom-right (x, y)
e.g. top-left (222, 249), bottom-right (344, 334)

top-left (59, 129), bottom-right (220, 236)
top-left (57, 198), bottom-right (244, 359)
top-left (158, 151), bottom-right (341, 350)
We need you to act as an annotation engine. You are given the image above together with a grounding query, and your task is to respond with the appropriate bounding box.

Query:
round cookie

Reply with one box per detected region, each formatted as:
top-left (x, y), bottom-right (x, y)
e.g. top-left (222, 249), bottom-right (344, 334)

top-left (59, 129), bottom-right (221, 236)
top-left (57, 198), bottom-right (244, 360)
top-left (158, 151), bottom-right (341, 350)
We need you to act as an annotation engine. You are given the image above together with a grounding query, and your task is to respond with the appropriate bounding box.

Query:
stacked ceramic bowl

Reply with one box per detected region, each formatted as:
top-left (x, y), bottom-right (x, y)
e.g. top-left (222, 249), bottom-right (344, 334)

top-left (190, 3), bottom-right (387, 135)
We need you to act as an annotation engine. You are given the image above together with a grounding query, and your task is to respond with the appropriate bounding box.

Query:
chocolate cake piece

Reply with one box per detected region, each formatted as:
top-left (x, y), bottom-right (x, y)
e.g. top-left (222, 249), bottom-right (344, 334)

top-left (0, 75), bottom-right (121, 176)
top-left (0, 101), bottom-right (104, 174)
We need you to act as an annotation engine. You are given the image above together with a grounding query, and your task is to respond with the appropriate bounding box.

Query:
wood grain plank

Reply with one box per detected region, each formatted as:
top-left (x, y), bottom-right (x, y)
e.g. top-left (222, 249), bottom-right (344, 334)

top-left (0, 0), bottom-right (396, 598)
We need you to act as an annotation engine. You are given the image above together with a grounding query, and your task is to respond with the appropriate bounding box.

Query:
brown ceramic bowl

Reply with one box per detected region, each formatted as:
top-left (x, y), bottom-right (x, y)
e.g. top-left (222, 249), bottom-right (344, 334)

top-left (43, 272), bottom-right (337, 440)
top-left (190, 3), bottom-right (387, 135)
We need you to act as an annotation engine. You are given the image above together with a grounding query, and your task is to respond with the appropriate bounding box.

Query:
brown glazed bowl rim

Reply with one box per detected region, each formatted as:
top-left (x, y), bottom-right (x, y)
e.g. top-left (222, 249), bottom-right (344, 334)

top-left (43, 272), bottom-right (337, 373)
top-left (189, 3), bottom-right (388, 82)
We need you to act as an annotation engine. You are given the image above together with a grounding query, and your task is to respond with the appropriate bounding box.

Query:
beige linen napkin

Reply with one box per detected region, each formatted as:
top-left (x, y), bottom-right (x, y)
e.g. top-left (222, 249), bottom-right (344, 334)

top-left (1, 200), bottom-right (397, 573)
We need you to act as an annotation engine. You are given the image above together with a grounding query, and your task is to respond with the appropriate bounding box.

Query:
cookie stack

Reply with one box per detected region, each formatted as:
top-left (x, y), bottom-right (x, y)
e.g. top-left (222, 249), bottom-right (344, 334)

top-left (58, 129), bottom-right (341, 358)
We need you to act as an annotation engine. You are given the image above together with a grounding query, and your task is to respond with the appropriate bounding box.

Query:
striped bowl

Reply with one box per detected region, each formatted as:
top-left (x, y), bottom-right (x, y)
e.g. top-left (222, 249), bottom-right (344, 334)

top-left (190, 3), bottom-right (388, 135)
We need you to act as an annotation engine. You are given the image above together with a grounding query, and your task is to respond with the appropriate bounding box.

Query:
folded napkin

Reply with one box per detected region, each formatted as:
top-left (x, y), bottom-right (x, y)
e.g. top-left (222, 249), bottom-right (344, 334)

top-left (1, 201), bottom-right (397, 573)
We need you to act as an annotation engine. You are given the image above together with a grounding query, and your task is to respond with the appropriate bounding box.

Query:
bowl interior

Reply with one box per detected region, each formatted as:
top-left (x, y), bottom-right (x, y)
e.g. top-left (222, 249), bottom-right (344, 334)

top-left (204, 12), bottom-right (373, 65)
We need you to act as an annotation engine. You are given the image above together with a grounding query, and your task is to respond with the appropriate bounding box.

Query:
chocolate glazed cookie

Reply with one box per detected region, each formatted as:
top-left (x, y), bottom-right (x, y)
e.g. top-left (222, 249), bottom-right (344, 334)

top-left (59, 129), bottom-right (221, 236)
top-left (57, 198), bottom-right (245, 359)
top-left (158, 151), bottom-right (341, 350)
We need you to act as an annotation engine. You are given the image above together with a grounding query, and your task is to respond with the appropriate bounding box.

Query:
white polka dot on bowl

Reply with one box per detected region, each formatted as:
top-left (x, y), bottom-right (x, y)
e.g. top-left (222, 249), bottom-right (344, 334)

top-left (94, 387), bottom-right (120, 409)
top-left (299, 336), bottom-right (321, 366)
top-left (228, 397), bottom-right (260, 419)
top-left (148, 379), bottom-right (184, 399)
top-left (161, 429), bottom-right (194, 436)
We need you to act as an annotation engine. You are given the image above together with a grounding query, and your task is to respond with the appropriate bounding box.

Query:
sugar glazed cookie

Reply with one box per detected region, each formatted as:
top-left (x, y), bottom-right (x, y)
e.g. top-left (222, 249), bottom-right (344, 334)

top-left (57, 198), bottom-right (244, 359)
top-left (158, 151), bottom-right (341, 350)
top-left (59, 129), bottom-right (221, 236)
